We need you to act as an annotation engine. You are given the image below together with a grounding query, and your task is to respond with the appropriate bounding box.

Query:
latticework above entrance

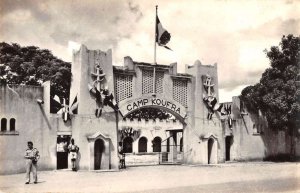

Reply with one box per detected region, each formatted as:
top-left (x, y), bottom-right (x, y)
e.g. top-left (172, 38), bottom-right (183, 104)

top-left (113, 57), bottom-right (192, 114)
top-left (115, 74), bottom-right (133, 103)
top-left (142, 70), bottom-right (164, 94)
top-left (173, 79), bottom-right (188, 107)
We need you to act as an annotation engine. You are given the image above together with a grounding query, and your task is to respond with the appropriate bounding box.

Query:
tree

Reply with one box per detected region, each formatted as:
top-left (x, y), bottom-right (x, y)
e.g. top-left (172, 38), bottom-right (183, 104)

top-left (0, 42), bottom-right (72, 103)
top-left (240, 34), bottom-right (300, 156)
top-left (125, 108), bottom-right (175, 121)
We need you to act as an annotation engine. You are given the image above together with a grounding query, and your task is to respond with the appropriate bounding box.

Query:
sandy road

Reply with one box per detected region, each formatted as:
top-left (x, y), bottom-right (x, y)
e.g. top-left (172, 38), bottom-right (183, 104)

top-left (0, 162), bottom-right (299, 193)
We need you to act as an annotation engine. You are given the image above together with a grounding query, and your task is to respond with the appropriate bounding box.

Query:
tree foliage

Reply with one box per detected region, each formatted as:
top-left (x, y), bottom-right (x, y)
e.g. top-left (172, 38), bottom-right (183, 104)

top-left (125, 108), bottom-right (176, 121)
top-left (241, 35), bottom-right (300, 132)
top-left (0, 42), bottom-right (71, 100)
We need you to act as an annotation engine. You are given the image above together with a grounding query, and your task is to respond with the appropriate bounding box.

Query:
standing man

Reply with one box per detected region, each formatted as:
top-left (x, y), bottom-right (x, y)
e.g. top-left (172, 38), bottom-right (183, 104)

top-left (24, 141), bottom-right (40, 184)
top-left (118, 142), bottom-right (125, 169)
top-left (68, 138), bottom-right (79, 171)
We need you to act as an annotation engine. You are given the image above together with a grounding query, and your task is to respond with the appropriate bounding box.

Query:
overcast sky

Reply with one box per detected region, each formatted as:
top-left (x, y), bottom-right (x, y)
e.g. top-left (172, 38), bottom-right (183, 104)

top-left (0, 0), bottom-right (299, 102)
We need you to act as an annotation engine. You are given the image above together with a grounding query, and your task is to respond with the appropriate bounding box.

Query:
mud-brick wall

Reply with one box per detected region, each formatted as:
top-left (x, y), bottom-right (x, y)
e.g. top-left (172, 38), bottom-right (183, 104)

top-left (230, 96), bottom-right (299, 161)
top-left (0, 84), bottom-right (57, 175)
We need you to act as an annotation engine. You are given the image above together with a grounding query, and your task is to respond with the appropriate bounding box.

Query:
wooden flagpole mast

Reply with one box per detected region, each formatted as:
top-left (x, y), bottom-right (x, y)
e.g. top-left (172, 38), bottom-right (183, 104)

top-left (152, 5), bottom-right (158, 97)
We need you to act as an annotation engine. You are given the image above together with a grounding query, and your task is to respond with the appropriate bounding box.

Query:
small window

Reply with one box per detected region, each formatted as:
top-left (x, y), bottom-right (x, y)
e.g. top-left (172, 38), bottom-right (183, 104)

top-left (10, 118), bottom-right (16, 131)
top-left (1, 118), bottom-right (7, 132)
top-left (253, 123), bottom-right (262, 135)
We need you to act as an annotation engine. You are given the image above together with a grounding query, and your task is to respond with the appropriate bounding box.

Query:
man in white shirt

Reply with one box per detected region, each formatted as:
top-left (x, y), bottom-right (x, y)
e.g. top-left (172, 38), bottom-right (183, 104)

top-left (24, 141), bottom-right (39, 184)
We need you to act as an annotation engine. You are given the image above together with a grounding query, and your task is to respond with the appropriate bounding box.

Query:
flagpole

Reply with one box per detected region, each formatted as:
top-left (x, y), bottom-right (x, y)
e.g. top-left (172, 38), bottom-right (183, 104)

top-left (152, 5), bottom-right (158, 97)
top-left (154, 5), bottom-right (157, 64)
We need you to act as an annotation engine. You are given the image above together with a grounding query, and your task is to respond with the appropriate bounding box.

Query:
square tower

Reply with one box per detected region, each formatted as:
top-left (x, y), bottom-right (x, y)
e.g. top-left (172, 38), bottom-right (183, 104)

top-left (186, 60), bottom-right (219, 120)
top-left (69, 45), bottom-right (115, 115)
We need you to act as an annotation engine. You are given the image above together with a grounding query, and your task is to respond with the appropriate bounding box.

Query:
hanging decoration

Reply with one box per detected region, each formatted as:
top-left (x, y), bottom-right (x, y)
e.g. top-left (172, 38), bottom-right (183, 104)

top-left (221, 104), bottom-right (233, 129)
top-left (52, 95), bottom-right (78, 122)
top-left (69, 95), bottom-right (78, 114)
top-left (53, 96), bottom-right (69, 122)
top-left (88, 60), bottom-right (118, 118)
top-left (119, 126), bottom-right (141, 141)
top-left (202, 74), bottom-right (222, 119)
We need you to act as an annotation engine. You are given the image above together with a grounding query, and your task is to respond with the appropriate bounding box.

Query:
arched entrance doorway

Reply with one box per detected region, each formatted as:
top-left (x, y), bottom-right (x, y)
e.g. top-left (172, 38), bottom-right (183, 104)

top-left (202, 134), bottom-right (218, 164)
top-left (138, 137), bottom-right (148, 152)
top-left (88, 132), bottom-right (111, 170)
top-left (94, 138), bottom-right (104, 170)
top-left (118, 105), bottom-right (186, 165)
top-left (153, 137), bottom-right (162, 152)
top-left (225, 136), bottom-right (233, 161)
top-left (208, 138), bottom-right (214, 164)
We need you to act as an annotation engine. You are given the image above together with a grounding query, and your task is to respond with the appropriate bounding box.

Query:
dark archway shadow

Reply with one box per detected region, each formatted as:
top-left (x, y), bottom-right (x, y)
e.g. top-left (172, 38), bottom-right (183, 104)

top-left (94, 138), bottom-right (105, 170)
top-left (208, 138), bottom-right (214, 164)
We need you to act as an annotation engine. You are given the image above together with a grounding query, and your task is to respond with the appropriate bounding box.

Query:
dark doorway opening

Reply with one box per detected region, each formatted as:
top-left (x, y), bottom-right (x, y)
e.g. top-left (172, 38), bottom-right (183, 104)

top-left (138, 137), bottom-right (147, 152)
top-left (123, 137), bottom-right (133, 153)
top-left (180, 137), bottom-right (183, 152)
top-left (153, 137), bottom-right (162, 152)
top-left (166, 138), bottom-right (170, 152)
top-left (57, 135), bottom-right (70, 169)
top-left (208, 138), bottom-right (214, 164)
top-left (225, 136), bottom-right (233, 161)
top-left (94, 139), bottom-right (105, 170)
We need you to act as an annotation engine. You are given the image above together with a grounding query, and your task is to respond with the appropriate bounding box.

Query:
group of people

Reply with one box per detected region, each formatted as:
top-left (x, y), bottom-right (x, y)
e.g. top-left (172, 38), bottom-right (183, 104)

top-left (24, 139), bottom-right (79, 184)
top-left (25, 139), bottom-right (126, 184)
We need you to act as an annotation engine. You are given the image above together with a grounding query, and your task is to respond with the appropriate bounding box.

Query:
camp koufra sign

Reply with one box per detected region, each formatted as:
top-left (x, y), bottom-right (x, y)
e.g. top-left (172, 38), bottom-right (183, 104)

top-left (119, 97), bottom-right (187, 119)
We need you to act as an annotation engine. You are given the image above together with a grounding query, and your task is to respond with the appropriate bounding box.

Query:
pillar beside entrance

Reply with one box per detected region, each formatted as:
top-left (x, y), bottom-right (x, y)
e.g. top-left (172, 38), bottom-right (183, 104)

top-left (89, 140), bottom-right (94, 170)
top-left (147, 139), bottom-right (153, 153)
top-left (132, 139), bottom-right (138, 153)
top-left (169, 135), bottom-right (177, 162)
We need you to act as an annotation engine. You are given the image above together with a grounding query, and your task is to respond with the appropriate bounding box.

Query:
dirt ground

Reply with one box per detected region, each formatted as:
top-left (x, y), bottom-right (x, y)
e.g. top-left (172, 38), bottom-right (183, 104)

top-left (0, 162), bottom-right (299, 193)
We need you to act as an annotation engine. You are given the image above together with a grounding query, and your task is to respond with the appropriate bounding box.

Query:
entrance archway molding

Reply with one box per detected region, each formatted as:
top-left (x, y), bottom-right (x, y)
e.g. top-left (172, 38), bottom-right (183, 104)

top-left (201, 133), bottom-right (218, 140)
top-left (118, 96), bottom-right (187, 121)
top-left (87, 132), bottom-right (111, 170)
top-left (201, 133), bottom-right (218, 164)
